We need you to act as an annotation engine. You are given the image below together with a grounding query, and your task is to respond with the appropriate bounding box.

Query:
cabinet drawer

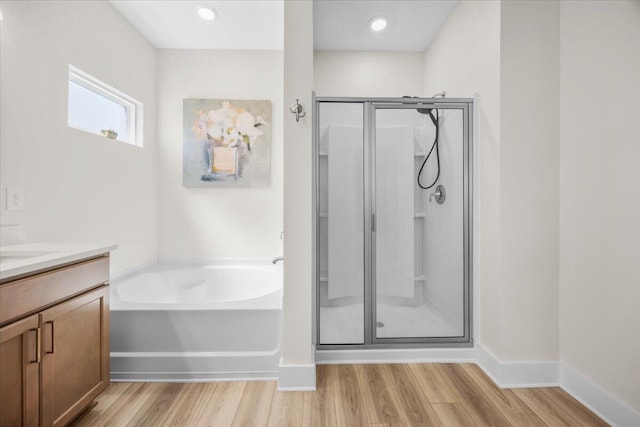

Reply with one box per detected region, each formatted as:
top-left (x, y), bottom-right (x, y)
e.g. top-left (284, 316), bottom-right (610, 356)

top-left (0, 255), bottom-right (109, 325)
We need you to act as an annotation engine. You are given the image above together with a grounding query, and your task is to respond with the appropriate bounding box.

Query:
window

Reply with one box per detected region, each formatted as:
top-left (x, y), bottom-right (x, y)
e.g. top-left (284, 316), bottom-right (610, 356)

top-left (68, 65), bottom-right (143, 146)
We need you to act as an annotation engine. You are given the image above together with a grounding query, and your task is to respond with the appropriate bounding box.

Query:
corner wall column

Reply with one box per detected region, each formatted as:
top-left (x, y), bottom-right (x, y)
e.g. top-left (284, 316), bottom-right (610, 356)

top-left (279, 0), bottom-right (316, 391)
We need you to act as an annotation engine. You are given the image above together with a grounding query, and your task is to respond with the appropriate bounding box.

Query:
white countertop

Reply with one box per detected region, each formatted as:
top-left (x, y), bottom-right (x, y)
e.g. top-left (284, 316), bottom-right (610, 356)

top-left (0, 243), bottom-right (117, 282)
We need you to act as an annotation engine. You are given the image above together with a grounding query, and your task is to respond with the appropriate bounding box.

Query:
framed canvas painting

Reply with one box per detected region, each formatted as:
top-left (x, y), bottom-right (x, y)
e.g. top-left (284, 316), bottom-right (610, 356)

top-left (183, 99), bottom-right (271, 187)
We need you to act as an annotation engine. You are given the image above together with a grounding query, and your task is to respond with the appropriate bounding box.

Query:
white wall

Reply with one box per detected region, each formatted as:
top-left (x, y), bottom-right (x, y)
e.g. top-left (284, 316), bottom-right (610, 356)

top-left (499, 0), bottom-right (560, 361)
top-left (0, 1), bottom-right (157, 274)
top-left (280, 0), bottom-right (315, 389)
top-left (156, 50), bottom-right (283, 261)
top-left (314, 51), bottom-right (424, 97)
top-left (427, 0), bottom-right (640, 415)
top-left (425, 0), bottom-right (561, 364)
top-left (423, 0), bottom-right (502, 357)
top-left (559, 0), bottom-right (640, 413)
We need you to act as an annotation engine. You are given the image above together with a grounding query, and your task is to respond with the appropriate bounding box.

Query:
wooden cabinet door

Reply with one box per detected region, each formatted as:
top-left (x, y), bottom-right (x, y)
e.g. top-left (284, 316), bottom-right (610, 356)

top-left (0, 314), bottom-right (40, 427)
top-left (40, 286), bottom-right (109, 427)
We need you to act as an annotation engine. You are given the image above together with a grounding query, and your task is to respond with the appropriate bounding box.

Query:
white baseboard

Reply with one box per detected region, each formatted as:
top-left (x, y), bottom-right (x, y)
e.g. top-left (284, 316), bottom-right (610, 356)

top-left (110, 371), bottom-right (278, 382)
top-left (110, 351), bottom-right (280, 382)
top-left (315, 347), bottom-right (476, 365)
top-left (278, 360), bottom-right (317, 391)
top-left (476, 345), bottom-right (559, 388)
top-left (560, 362), bottom-right (640, 427)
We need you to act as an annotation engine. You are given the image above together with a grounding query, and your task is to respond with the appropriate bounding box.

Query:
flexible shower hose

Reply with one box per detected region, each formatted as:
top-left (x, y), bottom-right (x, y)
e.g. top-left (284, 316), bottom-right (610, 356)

top-left (417, 108), bottom-right (440, 190)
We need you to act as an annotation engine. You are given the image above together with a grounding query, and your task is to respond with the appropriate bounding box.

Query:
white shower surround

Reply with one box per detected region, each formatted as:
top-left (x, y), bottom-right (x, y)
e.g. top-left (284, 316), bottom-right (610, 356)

top-left (110, 262), bottom-right (282, 382)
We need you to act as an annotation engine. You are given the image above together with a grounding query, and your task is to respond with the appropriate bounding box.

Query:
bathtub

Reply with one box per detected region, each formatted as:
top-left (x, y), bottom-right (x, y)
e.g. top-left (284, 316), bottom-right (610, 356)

top-left (109, 262), bottom-right (282, 382)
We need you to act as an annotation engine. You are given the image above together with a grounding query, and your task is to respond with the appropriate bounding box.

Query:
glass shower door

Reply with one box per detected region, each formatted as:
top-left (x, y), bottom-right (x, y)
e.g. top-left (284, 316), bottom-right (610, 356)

top-left (317, 102), bottom-right (365, 345)
top-left (373, 104), bottom-right (468, 341)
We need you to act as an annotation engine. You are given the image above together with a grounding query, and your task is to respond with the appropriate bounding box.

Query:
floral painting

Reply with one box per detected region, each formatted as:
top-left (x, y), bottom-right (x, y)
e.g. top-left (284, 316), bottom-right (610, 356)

top-left (183, 99), bottom-right (271, 187)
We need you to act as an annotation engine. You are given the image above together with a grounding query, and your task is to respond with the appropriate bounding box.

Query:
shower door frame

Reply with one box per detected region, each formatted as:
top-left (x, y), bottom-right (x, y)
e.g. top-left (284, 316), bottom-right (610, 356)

top-left (314, 96), bottom-right (474, 350)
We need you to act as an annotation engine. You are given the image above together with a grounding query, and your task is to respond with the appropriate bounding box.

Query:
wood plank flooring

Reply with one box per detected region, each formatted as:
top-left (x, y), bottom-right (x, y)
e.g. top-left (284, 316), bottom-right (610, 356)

top-left (72, 363), bottom-right (608, 427)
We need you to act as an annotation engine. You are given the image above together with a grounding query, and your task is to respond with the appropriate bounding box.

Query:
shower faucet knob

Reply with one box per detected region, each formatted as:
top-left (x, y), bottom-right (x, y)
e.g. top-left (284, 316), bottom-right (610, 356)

top-left (429, 185), bottom-right (446, 205)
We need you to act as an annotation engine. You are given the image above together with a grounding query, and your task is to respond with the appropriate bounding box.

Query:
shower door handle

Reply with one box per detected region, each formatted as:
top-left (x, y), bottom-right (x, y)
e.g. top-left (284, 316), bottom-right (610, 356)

top-left (371, 213), bottom-right (376, 232)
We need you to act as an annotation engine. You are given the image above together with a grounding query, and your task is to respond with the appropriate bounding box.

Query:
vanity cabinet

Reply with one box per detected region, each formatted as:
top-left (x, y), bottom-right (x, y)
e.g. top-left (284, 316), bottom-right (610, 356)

top-left (0, 314), bottom-right (40, 427)
top-left (0, 255), bottom-right (110, 427)
top-left (40, 286), bottom-right (109, 427)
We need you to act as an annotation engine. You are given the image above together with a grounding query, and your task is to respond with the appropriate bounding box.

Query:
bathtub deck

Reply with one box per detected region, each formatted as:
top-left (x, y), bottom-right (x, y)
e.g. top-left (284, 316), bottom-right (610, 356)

top-left (71, 363), bottom-right (608, 427)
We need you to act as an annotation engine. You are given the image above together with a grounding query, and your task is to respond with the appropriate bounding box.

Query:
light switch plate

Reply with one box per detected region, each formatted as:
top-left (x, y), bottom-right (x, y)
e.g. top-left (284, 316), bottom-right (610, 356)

top-left (6, 187), bottom-right (24, 210)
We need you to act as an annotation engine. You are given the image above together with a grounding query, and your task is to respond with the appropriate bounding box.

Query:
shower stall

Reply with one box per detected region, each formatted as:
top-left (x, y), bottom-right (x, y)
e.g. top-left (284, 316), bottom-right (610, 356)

top-left (314, 97), bottom-right (473, 348)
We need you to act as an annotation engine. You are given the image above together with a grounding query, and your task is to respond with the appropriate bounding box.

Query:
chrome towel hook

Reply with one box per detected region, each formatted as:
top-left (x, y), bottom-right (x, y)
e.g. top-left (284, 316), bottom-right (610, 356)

top-left (289, 99), bottom-right (306, 122)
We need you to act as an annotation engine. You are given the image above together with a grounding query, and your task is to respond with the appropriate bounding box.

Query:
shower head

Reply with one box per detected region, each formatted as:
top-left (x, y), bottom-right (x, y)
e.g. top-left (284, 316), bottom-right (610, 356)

top-left (401, 95), bottom-right (434, 116)
top-left (421, 91), bottom-right (445, 117)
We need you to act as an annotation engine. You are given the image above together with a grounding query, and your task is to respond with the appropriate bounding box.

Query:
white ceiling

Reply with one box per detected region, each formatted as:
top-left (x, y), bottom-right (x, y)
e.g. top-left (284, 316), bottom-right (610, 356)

top-left (110, 0), bottom-right (458, 52)
top-left (109, 1), bottom-right (284, 50)
top-left (314, 0), bottom-right (460, 52)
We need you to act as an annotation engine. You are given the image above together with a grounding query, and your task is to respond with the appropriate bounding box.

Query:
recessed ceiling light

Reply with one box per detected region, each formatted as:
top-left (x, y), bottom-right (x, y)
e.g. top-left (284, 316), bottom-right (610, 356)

top-left (198, 5), bottom-right (217, 21)
top-left (368, 16), bottom-right (387, 32)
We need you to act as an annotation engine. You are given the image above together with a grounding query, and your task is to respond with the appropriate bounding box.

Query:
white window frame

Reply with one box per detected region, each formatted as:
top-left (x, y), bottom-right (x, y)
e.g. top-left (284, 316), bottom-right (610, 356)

top-left (68, 64), bottom-right (144, 146)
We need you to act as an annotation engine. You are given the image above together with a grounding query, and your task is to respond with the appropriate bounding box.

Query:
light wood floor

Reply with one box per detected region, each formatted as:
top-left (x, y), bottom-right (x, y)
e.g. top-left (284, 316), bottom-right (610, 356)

top-left (72, 364), bottom-right (608, 426)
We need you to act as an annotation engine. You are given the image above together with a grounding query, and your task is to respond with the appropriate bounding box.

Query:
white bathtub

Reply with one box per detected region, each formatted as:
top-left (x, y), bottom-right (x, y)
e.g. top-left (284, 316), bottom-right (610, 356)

top-left (109, 262), bottom-right (282, 382)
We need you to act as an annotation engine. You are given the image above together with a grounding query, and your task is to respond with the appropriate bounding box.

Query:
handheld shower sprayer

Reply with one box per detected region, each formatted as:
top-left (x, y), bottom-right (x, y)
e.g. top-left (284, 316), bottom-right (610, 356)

top-left (402, 92), bottom-right (445, 190)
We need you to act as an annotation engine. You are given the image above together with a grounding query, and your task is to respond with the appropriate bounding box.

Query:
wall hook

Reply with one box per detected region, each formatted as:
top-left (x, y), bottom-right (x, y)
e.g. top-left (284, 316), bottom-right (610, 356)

top-left (289, 99), bottom-right (306, 122)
